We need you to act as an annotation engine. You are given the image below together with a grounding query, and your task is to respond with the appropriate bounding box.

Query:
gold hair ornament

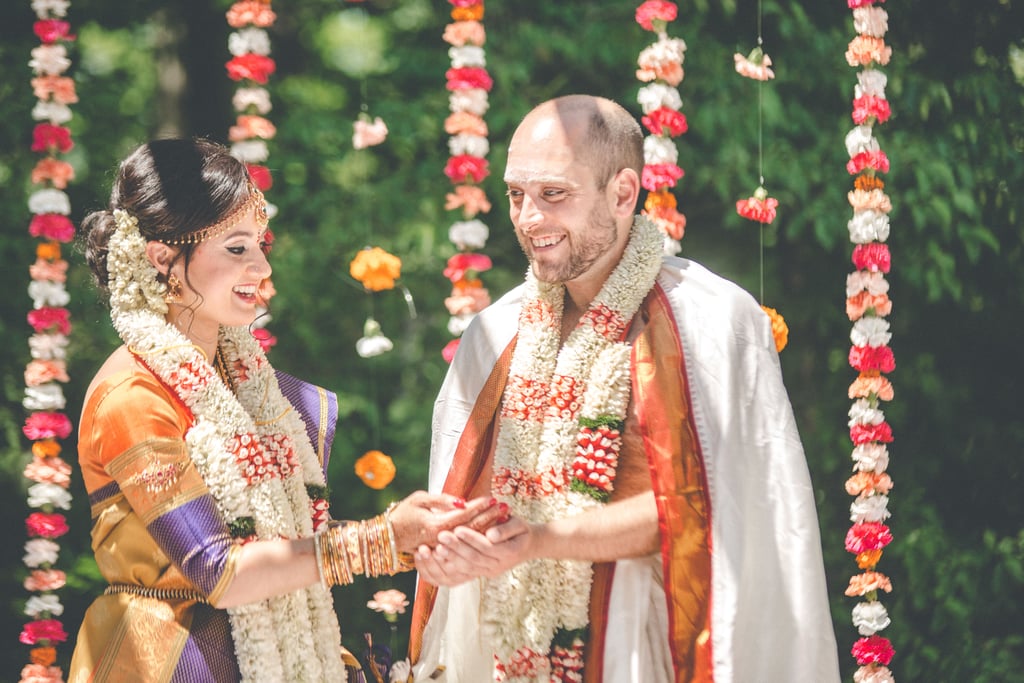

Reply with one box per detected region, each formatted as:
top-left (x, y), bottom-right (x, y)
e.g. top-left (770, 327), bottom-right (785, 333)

top-left (163, 183), bottom-right (269, 246)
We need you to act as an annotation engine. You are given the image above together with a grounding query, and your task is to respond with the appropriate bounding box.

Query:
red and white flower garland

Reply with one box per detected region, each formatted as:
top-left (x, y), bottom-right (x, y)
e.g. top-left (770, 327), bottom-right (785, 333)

top-left (635, 0), bottom-right (688, 256)
top-left (20, 2), bottom-right (77, 680)
top-left (226, 0), bottom-right (278, 352)
top-left (441, 0), bottom-right (493, 363)
top-left (842, 1), bottom-right (896, 680)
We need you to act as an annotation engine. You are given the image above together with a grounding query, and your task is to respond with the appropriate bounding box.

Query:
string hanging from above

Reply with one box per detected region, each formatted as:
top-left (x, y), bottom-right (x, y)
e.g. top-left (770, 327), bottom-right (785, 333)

top-left (635, 0), bottom-right (688, 256)
top-left (842, 1), bottom-right (897, 680)
top-left (441, 0), bottom-right (493, 364)
top-left (731, 0), bottom-right (788, 353)
top-left (19, 1), bottom-right (79, 680)
top-left (225, 0), bottom-right (279, 352)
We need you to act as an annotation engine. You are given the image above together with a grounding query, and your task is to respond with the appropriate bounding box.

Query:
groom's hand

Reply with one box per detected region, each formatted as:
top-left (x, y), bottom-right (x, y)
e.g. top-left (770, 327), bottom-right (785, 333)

top-left (413, 516), bottom-right (531, 587)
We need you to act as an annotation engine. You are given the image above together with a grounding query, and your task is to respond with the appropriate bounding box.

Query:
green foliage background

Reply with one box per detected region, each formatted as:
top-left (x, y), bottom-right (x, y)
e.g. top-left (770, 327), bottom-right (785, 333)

top-left (1, 0), bottom-right (1022, 680)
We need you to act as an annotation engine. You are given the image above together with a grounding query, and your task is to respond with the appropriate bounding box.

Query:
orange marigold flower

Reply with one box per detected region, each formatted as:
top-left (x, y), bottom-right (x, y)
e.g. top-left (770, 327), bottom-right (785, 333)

top-left (349, 247), bottom-right (402, 292)
top-left (644, 205), bottom-right (686, 241)
top-left (37, 241), bottom-right (62, 261)
top-left (761, 305), bottom-right (789, 352)
top-left (30, 645), bottom-right (57, 666)
top-left (451, 4), bottom-right (484, 21)
top-left (32, 439), bottom-right (62, 459)
top-left (31, 158), bottom-right (75, 189)
top-left (856, 549), bottom-right (883, 570)
top-left (644, 189), bottom-right (677, 211)
top-left (355, 450), bottom-right (396, 490)
top-left (854, 175), bottom-right (885, 192)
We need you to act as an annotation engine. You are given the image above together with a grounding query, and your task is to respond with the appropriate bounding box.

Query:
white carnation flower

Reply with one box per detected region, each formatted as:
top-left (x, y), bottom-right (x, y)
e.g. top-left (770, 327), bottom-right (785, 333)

top-left (852, 601), bottom-right (891, 635)
top-left (853, 7), bottom-right (889, 39)
top-left (229, 28), bottom-right (271, 57)
top-left (448, 45), bottom-right (486, 68)
top-left (355, 318), bottom-right (393, 358)
top-left (28, 188), bottom-right (71, 215)
top-left (846, 270), bottom-right (890, 297)
top-left (845, 125), bottom-right (878, 158)
top-left (449, 89), bottom-right (489, 116)
top-left (851, 317), bottom-right (891, 347)
top-left (32, 100), bottom-right (72, 124)
top-left (848, 209), bottom-right (890, 244)
top-left (29, 333), bottom-right (68, 360)
top-left (28, 482), bottom-right (73, 510)
top-left (448, 134), bottom-right (490, 158)
top-left (639, 36), bottom-right (687, 65)
top-left (23, 384), bottom-right (66, 411)
top-left (231, 139), bottom-right (270, 163)
top-left (643, 135), bottom-right (678, 165)
top-left (448, 313), bottom-right (475, 336)
top-left (852, 443), bottom-right (889, 473)
top-left (856, 69), bottom-right (888, 99)
top-left (854, 664), bottom-right (895, 683)
top-left (32, 0), bottom-right (70, 18)
top-left (637, 83), bottom-right (682, 114)
top-left (663, 236), bottom-right (682, 256)
top-left (848, 398), bottom-right (884, 427)
top-left (25, 594), bottom-right (64, 618)
top-left (850, 493), bottom-right (891, 523)
top-left (449, 219), bottom-right (489, 250)
top-left (28, 280), bottom-right (69, 309)
top-left (233, 87), bottom-right (272, 114)
top-left (24, 538), bottom-right (60, 567)
top-left (29, 44), bottom-right (70, 75)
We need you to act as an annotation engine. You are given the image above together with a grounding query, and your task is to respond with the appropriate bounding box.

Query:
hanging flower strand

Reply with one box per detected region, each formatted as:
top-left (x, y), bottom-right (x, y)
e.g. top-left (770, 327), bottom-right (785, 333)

top-left (226, 0), bottom-right (278, 352)
top-left (21, 1), bottom-right (77, 680)
top-left (441, 0), bottom-right (492, 363)
top-left (843, 1), bottom-right (896, 681)
top-left (635, 0), bottom-right (688, 256)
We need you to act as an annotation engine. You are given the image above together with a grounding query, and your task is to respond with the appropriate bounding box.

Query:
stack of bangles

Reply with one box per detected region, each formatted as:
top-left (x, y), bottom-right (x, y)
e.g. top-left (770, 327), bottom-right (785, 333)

top-left (314, 506), bottom-right (416, 588)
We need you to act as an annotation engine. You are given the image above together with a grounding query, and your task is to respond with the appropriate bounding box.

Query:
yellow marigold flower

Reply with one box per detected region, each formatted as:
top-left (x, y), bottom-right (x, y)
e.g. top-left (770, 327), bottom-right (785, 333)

top-left (644, 188), bottom-right (677, 211)
top-left (856, 549), bottom-right (883, 570)
top-left (349, 247), bottom-right (402, 292)
top-left (761, 305), bottom-right (789, 352)
top-left (355, 450), bottom-right (396, 490)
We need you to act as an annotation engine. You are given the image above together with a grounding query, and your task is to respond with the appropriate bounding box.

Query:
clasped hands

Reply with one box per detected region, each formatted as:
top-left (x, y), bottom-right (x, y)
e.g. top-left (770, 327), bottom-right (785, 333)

top-left (388, 491), bottom-right (531, 587)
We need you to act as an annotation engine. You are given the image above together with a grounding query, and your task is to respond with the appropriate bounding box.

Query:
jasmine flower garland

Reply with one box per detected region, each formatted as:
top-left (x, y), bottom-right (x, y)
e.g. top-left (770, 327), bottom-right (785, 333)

top-left (108, 210), bottom-right (345, 682)
top-left (483, 217), bottom-right (663, 681)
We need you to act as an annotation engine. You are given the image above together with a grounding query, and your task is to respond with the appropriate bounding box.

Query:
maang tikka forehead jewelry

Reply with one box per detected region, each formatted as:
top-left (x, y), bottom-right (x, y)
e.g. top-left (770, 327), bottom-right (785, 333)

top-left (163, 182), bottom-right (269, 246)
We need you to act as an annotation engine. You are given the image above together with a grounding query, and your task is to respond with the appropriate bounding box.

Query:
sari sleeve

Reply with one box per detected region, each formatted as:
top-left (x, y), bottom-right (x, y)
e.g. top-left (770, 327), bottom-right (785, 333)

top-left (87, 372), bottom-right (240, 605)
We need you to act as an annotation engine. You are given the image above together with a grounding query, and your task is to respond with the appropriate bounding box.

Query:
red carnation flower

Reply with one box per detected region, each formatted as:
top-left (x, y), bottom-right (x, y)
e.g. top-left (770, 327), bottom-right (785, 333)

top-left (851, 635), bottom-right (895, 666)
top-left (641, 107), bottom-right (688, 137)
top-left (845, 521), bottom-right (894, 554)
top-left (444, 252), bottom-right (493, 283)
top-left (736, 194), bottom-right (779, 224)
top-left (444, 155), bottom-right (489, 184)
top-left (26, 511), bottom-right (70, 539)
top-left (29, 214), bottom-right (75, 243)
top-left (27, 307), bottom-right (71, 335)
top-left (852, 94), bottom-right (892, 125)
top-left (852, 243), bottom-right (891, 273)
top-left (850, 421), bottom-right (894, 445)
top-left (246, 163), bottom-right (273, 191)
top-left (442, 338), bottom-right (461, 363)
top-left (445, 66), bottom-right (493, 92)
top-left (847, 149), bottom-right (890, 175)
top-left (23, 412), bottom-right (73, 441)
top-left (849, 344), bottom-right (896, 373)
top-left (635, 1), bottom-right (678, 31)
top-left (31, 124), bottom-right (73, 154)
top-left (34, 20), bottom-right (74, 44)
top-left (19, 619), bottom-right (68, 646)
top-left (251, 327), bottom-right (277, 352)
top-left (226, 54), bottom-right (277, 84)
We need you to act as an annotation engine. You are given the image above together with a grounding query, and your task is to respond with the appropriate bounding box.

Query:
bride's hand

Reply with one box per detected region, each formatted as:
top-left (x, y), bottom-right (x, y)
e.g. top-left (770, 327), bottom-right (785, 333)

top-left (387, 492), bottom-right (505, 553)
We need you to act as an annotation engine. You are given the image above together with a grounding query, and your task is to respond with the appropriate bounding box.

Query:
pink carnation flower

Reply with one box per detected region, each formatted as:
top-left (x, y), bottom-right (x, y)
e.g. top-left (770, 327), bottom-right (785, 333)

top-left (29, 214), bottom-right (75, 242)
top-left (849, 344), bottom-right (896, 373)
top-left (19, 619), bottom-right (68, 646)
top-left (26, 512), bottom-right (69, 539)
top-left (22, 412), bottom-right (72, 441)
top-left (24, 456), bottom-right (72, 487)
top-left (850, 422), bottom-right (894, 445)
top-left (641, 163), bottom-right (684, 192)
top-left (851, 635), bottom-right (895, 666)
top-left (33, 20), bottom-right (74, 44)
top-left (29, 258), bottom-right (69, 283)
top-left (734, 51), bottom-right (775, 81)
top-left (24, 569), bottom-right (67, 592)
top-left (635, 1), bottom-right (678, 31)
top-left (444, 155), bottom-right (489, 184)
top-left (443, 20), bottom-right (486, 47)
top-left (852, 94), bottom-right (892, 125)
top-left (845, 522), bottom-right (894, 554)
top-left (736, 194), bottom-right (779, 224)
top-left (445, 185), bottom-right (492, 217)
top-left (31, 124), bottom-right (73, 154)
top-left (352, 116), bottom-right (389, 150)
top-left (445, 66), bottom-right (493, 91)
top-left (641, 107), bottom-right (688, 137)
top-left (27, 307), bottom-right (71, 335)
top-left (852, 243), bottom-right (891, 272)
top-left (444, 253), bottom-right (492, 283)
top-left (226, 54), bottom-right (277, 84)
top-left (442, 338), bottom-right (461, 363)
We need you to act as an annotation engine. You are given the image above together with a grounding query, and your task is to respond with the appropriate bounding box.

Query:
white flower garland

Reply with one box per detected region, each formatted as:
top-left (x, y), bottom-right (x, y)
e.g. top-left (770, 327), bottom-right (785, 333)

top-left (482, 217), bottom-right (663, 680)
top-left (107, 210), bottom-right (345, 682)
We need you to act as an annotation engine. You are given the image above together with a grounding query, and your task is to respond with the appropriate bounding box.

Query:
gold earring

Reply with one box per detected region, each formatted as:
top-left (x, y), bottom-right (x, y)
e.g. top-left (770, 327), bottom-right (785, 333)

top-left (165, 273), bottom-right (183, 303)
